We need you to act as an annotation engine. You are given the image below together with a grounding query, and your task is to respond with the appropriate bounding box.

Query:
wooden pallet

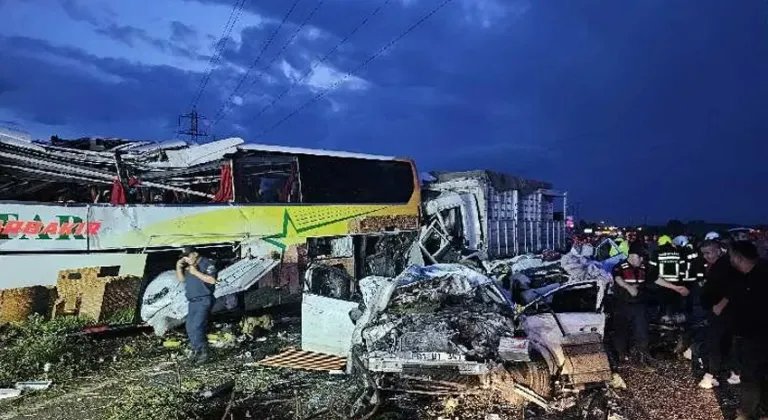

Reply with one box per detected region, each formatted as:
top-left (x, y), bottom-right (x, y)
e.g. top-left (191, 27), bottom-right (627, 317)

top-left (258, 348), bottom-right (346, 372)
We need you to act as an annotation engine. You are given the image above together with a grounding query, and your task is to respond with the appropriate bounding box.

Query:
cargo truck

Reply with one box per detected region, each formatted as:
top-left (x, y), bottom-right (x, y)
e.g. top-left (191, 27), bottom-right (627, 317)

top-left (419, 170), bottom-right (568, 262)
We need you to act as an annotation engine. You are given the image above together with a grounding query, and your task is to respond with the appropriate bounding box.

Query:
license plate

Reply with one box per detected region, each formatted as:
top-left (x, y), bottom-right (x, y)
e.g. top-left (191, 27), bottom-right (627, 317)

top-left (402, 352), bottom-right (465, 361)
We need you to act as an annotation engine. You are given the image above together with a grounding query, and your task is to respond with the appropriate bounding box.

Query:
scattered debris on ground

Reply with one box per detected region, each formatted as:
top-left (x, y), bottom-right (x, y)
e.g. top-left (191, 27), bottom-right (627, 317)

top-left (0, 251), bottom-right (745, 420)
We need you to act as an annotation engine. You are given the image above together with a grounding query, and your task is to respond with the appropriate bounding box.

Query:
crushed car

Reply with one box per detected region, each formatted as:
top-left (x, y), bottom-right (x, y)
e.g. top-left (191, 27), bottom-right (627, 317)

top-left (342, 263), bottom-right (613, 412)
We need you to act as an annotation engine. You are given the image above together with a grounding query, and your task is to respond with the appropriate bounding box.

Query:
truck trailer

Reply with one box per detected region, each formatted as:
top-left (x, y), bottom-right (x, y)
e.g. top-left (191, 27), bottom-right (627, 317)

top-left (419, 170), bottom-right (568, 262)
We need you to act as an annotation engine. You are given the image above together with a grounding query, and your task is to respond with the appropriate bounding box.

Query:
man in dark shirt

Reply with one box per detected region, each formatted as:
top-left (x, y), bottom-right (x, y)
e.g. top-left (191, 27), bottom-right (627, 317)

top-left (727, 241), bottom-right (768, 420)
top-left (611, 242), bottom-right (654, 368)
top-left (177, 247), bottom-right (219, 364)
top-left (697, 240), bottom-right (741, 389)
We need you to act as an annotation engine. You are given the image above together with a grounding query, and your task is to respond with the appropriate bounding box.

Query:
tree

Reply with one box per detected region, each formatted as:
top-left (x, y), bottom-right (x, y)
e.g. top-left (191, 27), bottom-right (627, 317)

top-left (666, 219), bottom-right (685, 237)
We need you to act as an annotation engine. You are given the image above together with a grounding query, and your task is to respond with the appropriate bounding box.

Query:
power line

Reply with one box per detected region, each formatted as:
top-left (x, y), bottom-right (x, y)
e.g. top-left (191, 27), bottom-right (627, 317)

top-left (190, 0), bottom-right (248, 109)
top-left (210, 0), bottom-right (304, 126)
top-left (252, 0), bottom-right (454, 142)
top-left (252, 0), bottom-right (393, 121)
top-left (209, 0), bottom-right (326, 129)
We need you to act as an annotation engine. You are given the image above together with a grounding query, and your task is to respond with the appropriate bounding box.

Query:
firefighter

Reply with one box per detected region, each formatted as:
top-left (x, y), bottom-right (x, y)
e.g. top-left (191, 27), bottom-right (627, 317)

top-left (671, 235), bottom-right (705, 355)
top-left (678, 235), bottom-right (704, 316)
top-left (648, 235), bottom-right (690, 324)
top-left (611, 242), bottom-right (655, 368)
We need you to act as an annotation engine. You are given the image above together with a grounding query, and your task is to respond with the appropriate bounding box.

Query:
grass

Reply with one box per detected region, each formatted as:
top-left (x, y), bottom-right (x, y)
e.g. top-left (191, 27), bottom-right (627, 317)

top-left (105, 386), bottom-right (198, 420)
top-left (0, 314), bottom-right (96, 386)
top-left (0, 317), bottom-right (370, 420)
top-left (0, 314), bottom-right (162, 387)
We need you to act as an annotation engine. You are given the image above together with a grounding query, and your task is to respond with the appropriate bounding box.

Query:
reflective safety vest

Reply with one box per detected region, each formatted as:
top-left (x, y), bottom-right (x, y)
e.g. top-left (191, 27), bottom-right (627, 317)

top-left (609, 240), bottom-right (630, 257)
top-left (649, 250), bottom-right (685, 282)
top-left (683, 248), bottom-right (704, 282)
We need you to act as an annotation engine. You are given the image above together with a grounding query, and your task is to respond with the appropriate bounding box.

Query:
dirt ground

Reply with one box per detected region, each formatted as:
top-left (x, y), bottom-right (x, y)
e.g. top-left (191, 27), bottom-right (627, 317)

top-left (0, 318), bottom-right (743, 420)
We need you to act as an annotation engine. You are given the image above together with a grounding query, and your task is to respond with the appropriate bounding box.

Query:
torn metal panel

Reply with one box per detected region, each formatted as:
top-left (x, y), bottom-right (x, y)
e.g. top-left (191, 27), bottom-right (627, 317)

top-left (213, 256), bottom-right (279, 296)
top-left (301, 293), bottom-right (359, 357)
top-left (157, 137), bottom-right (243, 168)
top-left (140, 256), bottom-right (278, 335)
top-left (238, 143), bottom-right (398, 161)
top-left (307, 236), bottom-right (354, 259)
top-left (0, 136), bottom-right (243, 203)
top-left (422, 192), bottom-right (481, 253)
top-left (429, 170), bottom-right (553, 194)
top-left (125, 140), bottom-right (187, 153)
top-left (362, 233), bottom-right (419, 278)
top-left (498, 337), bottom-right (531, 362)
top-left (0, 127), bottom-right (32, 143)
top-left (359, 276), bottom-right (392, 307)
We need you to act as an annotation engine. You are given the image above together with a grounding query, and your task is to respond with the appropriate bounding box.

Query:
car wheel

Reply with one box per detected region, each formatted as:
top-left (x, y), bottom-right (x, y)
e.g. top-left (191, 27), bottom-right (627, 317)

top-left (507, 351), bottom-right (552, 400)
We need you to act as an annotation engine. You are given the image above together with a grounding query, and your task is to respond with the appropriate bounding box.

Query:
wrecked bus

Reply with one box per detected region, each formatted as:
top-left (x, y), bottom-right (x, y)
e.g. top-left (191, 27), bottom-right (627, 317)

top-left (0, 135), bottom-right (421, 325)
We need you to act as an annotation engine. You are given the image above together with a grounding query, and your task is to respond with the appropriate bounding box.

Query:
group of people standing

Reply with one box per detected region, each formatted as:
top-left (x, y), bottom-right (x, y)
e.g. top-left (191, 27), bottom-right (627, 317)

top-left (609, 232), bottom-right (768, 420)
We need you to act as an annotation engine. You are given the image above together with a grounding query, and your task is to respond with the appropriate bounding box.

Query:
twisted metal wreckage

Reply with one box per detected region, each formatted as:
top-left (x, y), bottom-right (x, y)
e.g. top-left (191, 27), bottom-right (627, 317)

top-left (0, 130), bottom-right (237, 203)
top-left (306, 248), bottom-right (622, 418)
top-left (0, 131), bottom-right (622, 416)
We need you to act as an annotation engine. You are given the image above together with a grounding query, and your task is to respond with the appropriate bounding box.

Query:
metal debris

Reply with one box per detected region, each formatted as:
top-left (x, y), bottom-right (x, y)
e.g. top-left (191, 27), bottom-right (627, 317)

top-left (0, 389), bottom-right (21, 400)
top-left (14, 381), bottom-right (52, 391)
top-left (0, 136), bottom-right (247, 201)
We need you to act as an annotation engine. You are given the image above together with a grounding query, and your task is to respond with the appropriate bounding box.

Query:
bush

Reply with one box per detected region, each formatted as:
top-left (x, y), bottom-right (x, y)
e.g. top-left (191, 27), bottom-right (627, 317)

top-left (0, 314), bottom-right (96, 386)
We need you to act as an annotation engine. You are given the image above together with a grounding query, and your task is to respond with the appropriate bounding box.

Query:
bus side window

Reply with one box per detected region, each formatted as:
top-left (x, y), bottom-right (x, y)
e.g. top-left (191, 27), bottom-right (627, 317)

top-left (298, 156), bottom-right (414, 204)
top-left (233, 155), bottom-right (297, 204)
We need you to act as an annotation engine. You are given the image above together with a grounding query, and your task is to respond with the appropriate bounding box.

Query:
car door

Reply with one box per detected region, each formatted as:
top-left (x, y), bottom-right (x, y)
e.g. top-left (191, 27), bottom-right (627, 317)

top-left (521, 281), bottom-right (605, 333)
top-left (519, 281), bottom-right (605, 371)
top-left (548, 281), bottom-right (605, 336)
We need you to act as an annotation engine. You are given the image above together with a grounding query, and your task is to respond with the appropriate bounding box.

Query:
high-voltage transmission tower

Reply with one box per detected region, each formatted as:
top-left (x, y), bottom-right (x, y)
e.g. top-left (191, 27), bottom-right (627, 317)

top-left (177, 108), bottom-right (209, 143)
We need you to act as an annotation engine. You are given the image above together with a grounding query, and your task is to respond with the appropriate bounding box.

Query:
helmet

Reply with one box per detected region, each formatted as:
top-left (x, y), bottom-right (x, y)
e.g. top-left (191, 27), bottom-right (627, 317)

top-left (672, 235), bottom-right (689, 247)
top-left (657, 235), bottom-right (672, 246)
top-left (704, 231), bottom-right (720, 240)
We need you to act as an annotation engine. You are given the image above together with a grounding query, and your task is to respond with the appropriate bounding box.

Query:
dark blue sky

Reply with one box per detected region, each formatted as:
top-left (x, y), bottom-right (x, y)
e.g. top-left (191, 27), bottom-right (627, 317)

top-left (0, 0), bottom-right (766, 224)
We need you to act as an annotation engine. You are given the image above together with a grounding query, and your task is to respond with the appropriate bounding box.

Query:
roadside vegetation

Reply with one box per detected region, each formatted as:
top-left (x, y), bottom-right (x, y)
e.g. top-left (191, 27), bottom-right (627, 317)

top-left (0, 314), bottom-right (96, 385)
